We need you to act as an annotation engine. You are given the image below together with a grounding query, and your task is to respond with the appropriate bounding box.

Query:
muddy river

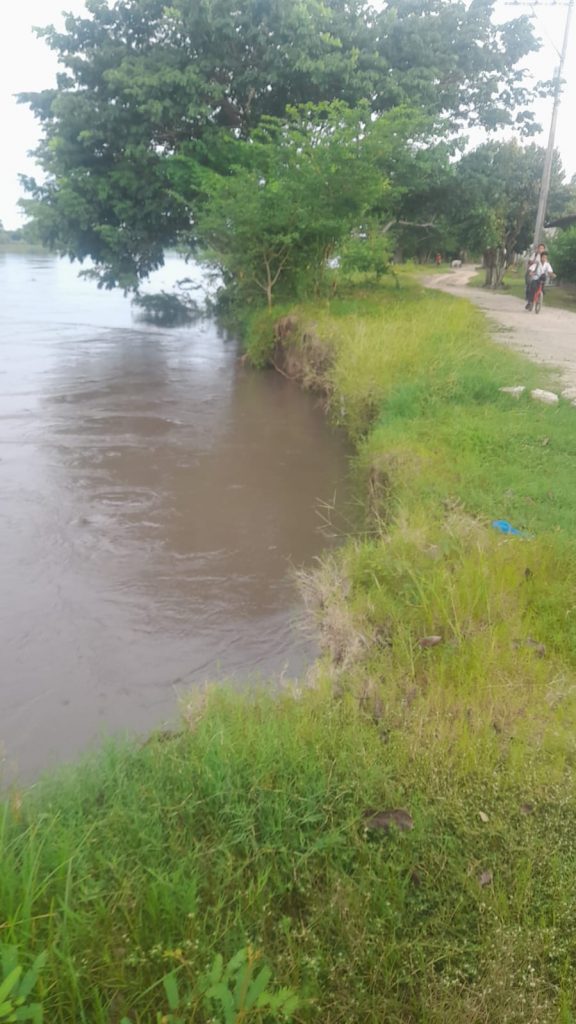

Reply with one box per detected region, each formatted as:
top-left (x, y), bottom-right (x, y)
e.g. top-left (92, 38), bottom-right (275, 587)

top-left (0, 253), bottom-right (350, 780)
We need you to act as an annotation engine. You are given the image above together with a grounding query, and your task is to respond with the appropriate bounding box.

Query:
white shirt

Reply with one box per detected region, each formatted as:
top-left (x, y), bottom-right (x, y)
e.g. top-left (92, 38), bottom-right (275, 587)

top-left (529, 259), bottom-right (553, 280)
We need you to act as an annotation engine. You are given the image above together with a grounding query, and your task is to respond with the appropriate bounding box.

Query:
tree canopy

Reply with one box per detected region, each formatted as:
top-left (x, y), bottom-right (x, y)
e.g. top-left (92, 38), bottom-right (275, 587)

top-left (20, 0), bottom-right (542, 291)
top-left (447, 141), bottom-right (570, 286)
top-left (193, 104), bottom-right (431, 307)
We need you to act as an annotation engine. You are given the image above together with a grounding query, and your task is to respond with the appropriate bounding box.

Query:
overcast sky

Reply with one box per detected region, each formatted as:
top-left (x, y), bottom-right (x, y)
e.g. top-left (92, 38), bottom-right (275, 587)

top-left (1, 1), bottom-right (575, 227)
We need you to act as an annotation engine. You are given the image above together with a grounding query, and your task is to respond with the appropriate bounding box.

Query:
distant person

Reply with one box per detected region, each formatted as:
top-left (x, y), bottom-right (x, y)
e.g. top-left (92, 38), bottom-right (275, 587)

top-left (524, 242), bottom-right (546, 301)
top-left (434, 252), bottom-right (442, 266)
top-left (525, 250), bottom-right (554, 310)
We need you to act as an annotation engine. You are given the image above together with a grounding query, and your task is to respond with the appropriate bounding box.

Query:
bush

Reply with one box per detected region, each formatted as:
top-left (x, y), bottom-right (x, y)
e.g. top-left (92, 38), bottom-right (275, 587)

top-left (550, 226), bottom-right (576, 283)
top-left (340, 230), bottom-right (394, 279)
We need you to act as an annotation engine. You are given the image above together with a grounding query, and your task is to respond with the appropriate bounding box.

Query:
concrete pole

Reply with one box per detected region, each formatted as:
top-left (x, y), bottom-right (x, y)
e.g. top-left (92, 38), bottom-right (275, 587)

top-left (532, 0), bottom-right (574, 248)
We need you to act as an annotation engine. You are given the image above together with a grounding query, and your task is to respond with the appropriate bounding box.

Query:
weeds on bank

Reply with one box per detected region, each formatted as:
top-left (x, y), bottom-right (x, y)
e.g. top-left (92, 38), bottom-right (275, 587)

top-left (246, 276), bottom-right (576, 1018)
top-left (4, 685), bottom-right (576, 1022)
top-left (4, 278), bottom-right (576, 1021)
top-left (120, 947), bottom-right (299, 1024)
top-left (0, 946), bottom-right (45, 1022)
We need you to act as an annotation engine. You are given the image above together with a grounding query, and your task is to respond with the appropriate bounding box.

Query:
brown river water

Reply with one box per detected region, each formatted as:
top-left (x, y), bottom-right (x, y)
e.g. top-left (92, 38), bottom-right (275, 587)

top-left (0, 253), bottom-right (351, 781)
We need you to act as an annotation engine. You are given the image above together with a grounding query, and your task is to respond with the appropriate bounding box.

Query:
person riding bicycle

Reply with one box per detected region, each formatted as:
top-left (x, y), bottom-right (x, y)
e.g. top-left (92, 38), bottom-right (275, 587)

top-left (525, 242), bottom-right (546, 301)
top-left (525, 250), bottom-right (554, 310)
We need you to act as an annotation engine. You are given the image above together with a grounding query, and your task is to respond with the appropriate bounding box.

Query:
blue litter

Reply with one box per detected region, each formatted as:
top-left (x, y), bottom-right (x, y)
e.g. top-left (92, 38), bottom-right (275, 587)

top-left (491, 519), bottom-right (525, 537)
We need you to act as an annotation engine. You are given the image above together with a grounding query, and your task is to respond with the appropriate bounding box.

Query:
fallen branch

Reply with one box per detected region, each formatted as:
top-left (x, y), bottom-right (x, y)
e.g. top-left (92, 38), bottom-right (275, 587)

top-left (270, 358), bottom-right (299, 381)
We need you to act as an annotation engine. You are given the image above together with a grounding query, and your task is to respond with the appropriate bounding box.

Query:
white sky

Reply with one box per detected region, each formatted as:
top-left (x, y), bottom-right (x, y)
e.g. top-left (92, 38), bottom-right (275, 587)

top-left (1, 0), bottom-right (575, 227)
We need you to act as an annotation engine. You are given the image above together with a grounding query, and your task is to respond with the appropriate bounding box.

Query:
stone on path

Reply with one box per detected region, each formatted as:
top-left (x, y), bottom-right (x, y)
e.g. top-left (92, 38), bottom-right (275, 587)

top-left (530, 389), bottom-right (559, 405)
top-left (499, 386), bottom-right (526, 398)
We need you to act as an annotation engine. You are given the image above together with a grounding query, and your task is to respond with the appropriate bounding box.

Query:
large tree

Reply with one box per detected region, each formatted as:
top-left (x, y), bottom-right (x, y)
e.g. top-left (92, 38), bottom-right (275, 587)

top-left (371, 136), bottom-right (460, 260)
top-left (447, 141), bottom-right (570, 287)
top-left (21, 0), bottom-right (541, 289)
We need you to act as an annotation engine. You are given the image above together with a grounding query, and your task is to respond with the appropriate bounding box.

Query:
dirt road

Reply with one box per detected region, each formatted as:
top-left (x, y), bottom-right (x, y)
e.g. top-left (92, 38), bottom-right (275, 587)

top-left (427, 266), bottom-right (576, 387)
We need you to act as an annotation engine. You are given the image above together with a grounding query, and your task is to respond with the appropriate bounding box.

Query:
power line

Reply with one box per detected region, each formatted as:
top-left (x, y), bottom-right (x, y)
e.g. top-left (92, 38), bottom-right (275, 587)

top-left (504, 2), bottom-right (571, 6)
top-left (528, 2), bottom-right (564, 58)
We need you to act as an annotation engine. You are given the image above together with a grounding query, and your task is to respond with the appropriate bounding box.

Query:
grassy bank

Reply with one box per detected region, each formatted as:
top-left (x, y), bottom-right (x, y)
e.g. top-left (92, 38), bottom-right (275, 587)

top-left (3, 278), bottom-right (576, 1022)
top-left (469, 265), bottom-right (576, 311)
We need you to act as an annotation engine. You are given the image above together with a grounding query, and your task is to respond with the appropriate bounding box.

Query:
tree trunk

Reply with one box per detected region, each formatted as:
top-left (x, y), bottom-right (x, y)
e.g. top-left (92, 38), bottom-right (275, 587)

top-left (492, 247), bottom-right (507, 289)
top-left (483, 246), bottom-right (507, 288)
top-left (264, 256), bottom-right (273, 309)
top-left (483, 248), bottom-right (496, 288)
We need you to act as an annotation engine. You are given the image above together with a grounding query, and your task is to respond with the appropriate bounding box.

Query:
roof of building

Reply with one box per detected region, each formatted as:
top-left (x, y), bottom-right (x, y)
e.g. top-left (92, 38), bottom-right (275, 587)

top-left (545, 214), bottom-right (576, 229)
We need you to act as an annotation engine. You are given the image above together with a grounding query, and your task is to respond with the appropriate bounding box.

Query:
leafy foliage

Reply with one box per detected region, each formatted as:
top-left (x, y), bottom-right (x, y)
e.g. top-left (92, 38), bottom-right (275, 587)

top-left (121, 948), bottom-right (299, 1024)
top-left (201, 947), bottom-right (299, 1023)
top-left (550, 227), bottom-right (576, 284)
top-left (340, 227), bottom-right (394, 280)
top-left (193, 104), bottom-right (423, 306)
top-left (19, 0), bottom-right (542, 288)
top-left (447, 141), bottom-right (571, 285)
top-left (0, 948), bottom-right (45, 1024)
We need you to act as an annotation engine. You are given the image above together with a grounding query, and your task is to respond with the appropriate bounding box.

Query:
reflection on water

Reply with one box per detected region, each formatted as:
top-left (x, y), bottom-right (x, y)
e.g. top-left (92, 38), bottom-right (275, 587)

top-left (0, 253), bottom-right (350, 780)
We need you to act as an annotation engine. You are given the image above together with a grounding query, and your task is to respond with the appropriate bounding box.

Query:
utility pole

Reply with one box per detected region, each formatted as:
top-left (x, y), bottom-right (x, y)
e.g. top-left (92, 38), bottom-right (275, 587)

top-left (532, 0), bottom-right (574, 247)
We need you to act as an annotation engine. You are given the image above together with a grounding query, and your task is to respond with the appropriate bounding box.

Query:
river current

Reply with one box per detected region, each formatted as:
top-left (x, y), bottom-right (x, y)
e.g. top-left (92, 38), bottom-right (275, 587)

top-left (0, 253), bottom-right (350, 779)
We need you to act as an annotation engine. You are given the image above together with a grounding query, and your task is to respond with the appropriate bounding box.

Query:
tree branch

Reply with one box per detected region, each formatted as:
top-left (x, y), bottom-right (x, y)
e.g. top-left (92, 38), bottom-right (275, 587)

top-left (381, 219), bottom-right (437, 234)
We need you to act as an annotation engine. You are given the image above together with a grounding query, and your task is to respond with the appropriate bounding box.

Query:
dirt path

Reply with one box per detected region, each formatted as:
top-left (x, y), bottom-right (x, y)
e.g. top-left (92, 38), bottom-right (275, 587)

top-left (427, 266), bottom-right (576, 387)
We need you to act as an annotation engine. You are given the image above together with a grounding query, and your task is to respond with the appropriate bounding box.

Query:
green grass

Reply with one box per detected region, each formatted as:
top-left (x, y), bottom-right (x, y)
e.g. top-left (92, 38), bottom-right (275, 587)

top-left (468, 266), bottom-right (576, 312)
top-left (4, 276), bottom-right (576, 1022)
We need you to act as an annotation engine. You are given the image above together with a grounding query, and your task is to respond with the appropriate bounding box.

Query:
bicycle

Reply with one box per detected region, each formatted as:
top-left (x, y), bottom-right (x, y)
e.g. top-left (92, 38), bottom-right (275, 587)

top-left (526, 276), bottom-right (545, 314)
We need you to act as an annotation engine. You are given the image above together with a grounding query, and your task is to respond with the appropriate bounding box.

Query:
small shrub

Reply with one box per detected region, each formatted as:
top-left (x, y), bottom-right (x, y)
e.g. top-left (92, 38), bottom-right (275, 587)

top-left (340, 229), bottom-right (393, 280)
top-left (550, 226), bottom-right (576, 284)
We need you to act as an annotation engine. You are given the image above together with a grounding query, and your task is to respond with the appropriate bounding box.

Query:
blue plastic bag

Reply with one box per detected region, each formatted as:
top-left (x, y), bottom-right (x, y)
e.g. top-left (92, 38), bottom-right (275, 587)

top-left (491, 519), bottom-right (525, 537)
